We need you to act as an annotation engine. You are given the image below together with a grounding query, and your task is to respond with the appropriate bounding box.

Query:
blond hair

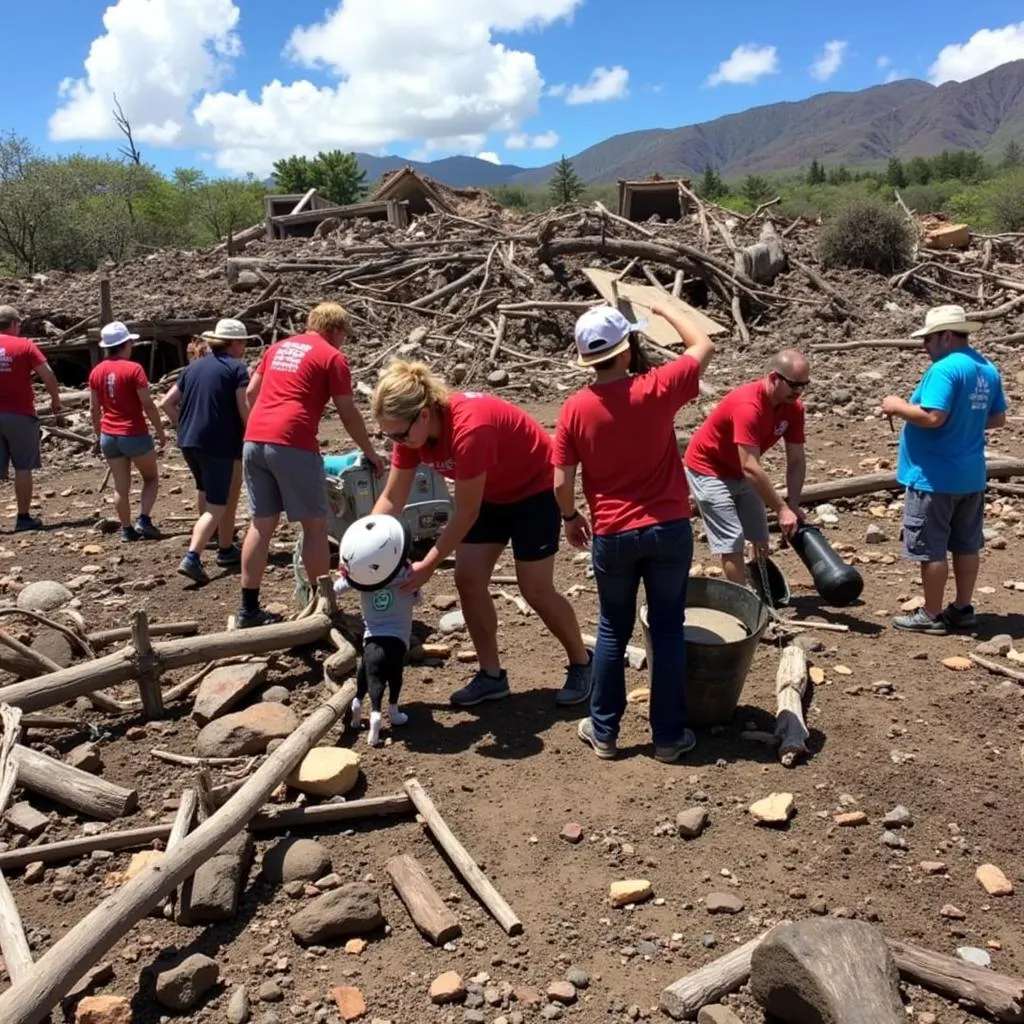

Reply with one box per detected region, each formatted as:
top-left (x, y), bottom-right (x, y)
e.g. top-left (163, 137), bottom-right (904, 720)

top-left (373, 360), bottom-right (448, 422)
top-left (187, 338), bottom-right (210, 361)
top-left (307, 302), bottom-right (351, 336)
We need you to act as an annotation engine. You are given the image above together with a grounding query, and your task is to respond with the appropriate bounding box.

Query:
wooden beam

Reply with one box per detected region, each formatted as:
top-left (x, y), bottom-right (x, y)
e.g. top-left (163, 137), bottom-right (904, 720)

top-left (386, 854), bottom-right (462, 946)
top-left (0, 868), bottom-right (33, 982)
top-left (15, 745), bottom-right (138, 820)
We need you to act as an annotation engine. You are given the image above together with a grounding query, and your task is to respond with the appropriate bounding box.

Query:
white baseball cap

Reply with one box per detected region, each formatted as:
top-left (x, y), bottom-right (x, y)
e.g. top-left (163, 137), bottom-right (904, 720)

top-left (573, 306), bottom-right (648, 367)
top-left (99, 321), bottom-right (140, 349)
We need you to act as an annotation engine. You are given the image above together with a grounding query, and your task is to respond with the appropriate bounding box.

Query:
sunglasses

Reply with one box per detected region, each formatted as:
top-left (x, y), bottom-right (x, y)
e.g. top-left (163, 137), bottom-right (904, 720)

top-left (377, 415), bottom-right (420, 444)
top-left (775, 372), bottom-right (810, 391)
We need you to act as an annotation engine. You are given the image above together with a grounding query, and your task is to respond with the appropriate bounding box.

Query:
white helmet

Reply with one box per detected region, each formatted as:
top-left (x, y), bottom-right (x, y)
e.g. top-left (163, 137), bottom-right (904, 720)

top-left (339, 514), bottom-right (410, 591)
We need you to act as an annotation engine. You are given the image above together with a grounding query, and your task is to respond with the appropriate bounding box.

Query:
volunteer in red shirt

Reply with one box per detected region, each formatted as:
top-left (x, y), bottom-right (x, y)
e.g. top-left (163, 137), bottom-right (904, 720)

top-left (238, 302), bottom-right (383, 628)
top-left (371, 360), bottom-right (591, 708)
top-left (554, 304), bottom-right (714, 763)
top-left (88, 321), bottom-right (167, 543)
top-left (684, 350), bottom-right (809, 585)
top-left (0, 305), bottom-right (62, 532)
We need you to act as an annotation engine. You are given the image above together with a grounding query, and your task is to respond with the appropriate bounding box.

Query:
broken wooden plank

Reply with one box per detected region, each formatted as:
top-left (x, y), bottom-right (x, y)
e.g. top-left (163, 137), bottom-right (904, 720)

top-left (386, 854), bottom-right (462, 946)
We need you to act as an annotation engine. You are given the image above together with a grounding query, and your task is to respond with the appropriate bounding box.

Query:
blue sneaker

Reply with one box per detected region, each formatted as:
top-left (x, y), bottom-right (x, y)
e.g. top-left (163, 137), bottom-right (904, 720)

top-left (177, 553), bottom-right (209, 585)
top-left (555, 651), bottom-right (593, 706)
top-left (450, 670), bottom-right (510, 707)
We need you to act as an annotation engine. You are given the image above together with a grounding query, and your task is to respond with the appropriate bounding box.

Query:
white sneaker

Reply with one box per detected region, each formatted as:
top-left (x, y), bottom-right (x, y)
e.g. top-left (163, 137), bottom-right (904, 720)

top-left (367, 710), bottom-right (382, 747)
top-left (350, 698), bottom-right (362, 730)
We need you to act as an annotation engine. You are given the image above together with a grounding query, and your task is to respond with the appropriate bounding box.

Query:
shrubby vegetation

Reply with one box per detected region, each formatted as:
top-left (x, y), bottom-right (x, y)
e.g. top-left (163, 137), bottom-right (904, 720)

top-left (818, 197), bottom-right (914, 274)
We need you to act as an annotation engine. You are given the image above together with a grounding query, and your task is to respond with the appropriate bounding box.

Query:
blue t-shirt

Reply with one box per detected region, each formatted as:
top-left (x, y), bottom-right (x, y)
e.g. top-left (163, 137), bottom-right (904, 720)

top-left (176, 353), bottom-right (250, 459)
top-left (897, 347), bottom-right (1006, 494)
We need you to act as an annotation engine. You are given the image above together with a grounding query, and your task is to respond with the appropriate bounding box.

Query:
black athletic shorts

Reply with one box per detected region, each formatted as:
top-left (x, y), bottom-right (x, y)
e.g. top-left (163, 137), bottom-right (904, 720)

top-left (462, 488), bottom-right (560, 562)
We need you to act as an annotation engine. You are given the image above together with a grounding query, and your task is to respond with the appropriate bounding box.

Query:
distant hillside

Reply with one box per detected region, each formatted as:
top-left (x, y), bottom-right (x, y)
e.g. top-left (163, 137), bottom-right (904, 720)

top-left (342, 60), bottom-right (1024, 189)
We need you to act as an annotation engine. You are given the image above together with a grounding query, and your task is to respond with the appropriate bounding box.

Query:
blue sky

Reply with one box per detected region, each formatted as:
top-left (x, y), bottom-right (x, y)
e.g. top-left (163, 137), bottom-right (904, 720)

top-left (1, 0), bottom-right (1023, 177)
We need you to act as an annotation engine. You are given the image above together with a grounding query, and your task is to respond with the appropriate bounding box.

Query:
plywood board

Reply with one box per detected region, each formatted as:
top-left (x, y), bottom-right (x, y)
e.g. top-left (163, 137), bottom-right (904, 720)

top-left (583, 267), bottom-right (728, 344)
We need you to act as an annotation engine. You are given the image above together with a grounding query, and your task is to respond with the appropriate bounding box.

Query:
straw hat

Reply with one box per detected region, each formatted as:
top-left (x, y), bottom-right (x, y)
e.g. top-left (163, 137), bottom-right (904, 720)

top-left (910, 304), bottom-right (982, 339)
top-left (200, 318), bottom-right (259, 344)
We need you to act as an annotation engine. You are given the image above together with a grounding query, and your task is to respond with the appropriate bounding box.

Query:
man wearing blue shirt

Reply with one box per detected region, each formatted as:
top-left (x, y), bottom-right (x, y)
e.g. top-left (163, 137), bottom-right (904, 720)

top-left (881, 305), bottom-right (1007, 635)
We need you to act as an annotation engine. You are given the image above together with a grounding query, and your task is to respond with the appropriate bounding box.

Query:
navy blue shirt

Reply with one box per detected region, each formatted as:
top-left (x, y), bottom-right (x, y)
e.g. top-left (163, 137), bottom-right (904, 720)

top-left (176, 352), bottom-right (250, 459)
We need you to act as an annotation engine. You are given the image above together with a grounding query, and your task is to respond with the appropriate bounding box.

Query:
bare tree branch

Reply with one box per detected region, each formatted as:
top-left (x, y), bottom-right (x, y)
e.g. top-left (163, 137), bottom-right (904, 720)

top-left (112, 94), bottom-right (141, 166)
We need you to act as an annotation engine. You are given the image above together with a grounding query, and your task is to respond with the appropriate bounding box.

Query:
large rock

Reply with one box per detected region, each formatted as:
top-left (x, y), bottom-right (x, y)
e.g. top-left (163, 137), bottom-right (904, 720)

top-left (285, 746), bottom-right (361, 798)
top-left (192, 661), bottom-right (269, 725)
top-left (75, 995), bottom-right (132, 1024)
top-left (195, 703), bottom-right (298, 757)
top-left (182, 832), bottom-right (253, 922)
top-left (17, 580), bottom-right (73, 612)
top-left (263, 837), bottom-right (332, 884)
top-left (155, 953), bottom-right (220, 1011)
top-left (289, 882), bottom-right (383, 945)
top-left (31, 627), bottom-right (74, 667)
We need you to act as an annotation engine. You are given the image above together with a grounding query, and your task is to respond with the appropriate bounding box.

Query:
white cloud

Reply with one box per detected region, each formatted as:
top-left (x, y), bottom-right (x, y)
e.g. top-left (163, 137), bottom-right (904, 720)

top-left (504, 129), bottom-right (559, 149)
top-left (564, 66), bottom-right (629, 104)
top-left (546, 83), bottom-right (567, 97)
top-left (477, 151), bottom-right (501, 164)
top-left (884, 69), bottom-right (905, 83)
top-left (810, 40), bottom-right (847, 81)
top-left (706, 44), bottom-right (779, 86)
top-left (928, 21), bottom-right (1024, 83)
top-left (877, 55), bottom-right (891, 69)
top-left (52, 0), bottom-right (582, 174)
top-left (50, 0), bottom-right (241, 145)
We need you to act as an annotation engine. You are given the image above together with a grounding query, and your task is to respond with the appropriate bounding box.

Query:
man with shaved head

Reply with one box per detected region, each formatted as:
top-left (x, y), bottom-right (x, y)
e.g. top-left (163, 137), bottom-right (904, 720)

top-left (684, 349), bottom-right (809, 584)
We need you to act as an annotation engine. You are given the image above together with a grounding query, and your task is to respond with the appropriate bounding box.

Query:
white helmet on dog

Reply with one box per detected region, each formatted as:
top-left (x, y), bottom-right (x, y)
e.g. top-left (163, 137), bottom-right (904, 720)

top-left (339, 514), bottom-right (410, 591)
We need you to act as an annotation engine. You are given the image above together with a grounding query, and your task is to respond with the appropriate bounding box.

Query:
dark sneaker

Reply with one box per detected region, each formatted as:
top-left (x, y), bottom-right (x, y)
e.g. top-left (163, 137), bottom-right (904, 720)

top-left (943, 602), bottom-right (977, 631)
top-left (14, 516), bottom-right (42, 532)
top-left (120, 525), bottom-right (140, 543)
top-left (216, 545), bottom-right (241, 568)
top-left (177, 554), bottom-right (209, 586)
top-left (555, 651), bottom-right (593, 706)
top-left (577, 717), bottom-right (617, 760)
top-left (893, 607), bottom-right (947, 635)
top-left (208, 532), bottom-right (239, 551)
top-left (450, 669), bottom-right (510, 707)
top-left (235, 607), bottom-right (283, 629)
top-left (654, 729), bottom-right (697, 763)
top-left (134, 518), bottom-right (162, 540)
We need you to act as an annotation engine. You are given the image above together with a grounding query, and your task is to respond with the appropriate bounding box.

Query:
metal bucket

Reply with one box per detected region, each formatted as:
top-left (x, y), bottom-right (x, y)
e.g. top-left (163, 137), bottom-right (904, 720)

top-left (640, 577), bottom-right (769, 728)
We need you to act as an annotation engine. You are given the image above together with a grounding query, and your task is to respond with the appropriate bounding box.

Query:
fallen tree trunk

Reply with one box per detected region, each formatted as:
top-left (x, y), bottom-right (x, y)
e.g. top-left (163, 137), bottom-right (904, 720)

top-left (774, 645), bottom-right (809, 767)
top-left (0, 868), bottom-right (32, 982)
top-left (782, 459), bottom-right (1024, 505)
top-left (0, 678), bottom-right (357, 1024)
top-left (87, 620), bottom-right (199, 648)
top-left (15, 744), bottom-right (138, 820)
top-left (0, 613), bottom-right (332, 713)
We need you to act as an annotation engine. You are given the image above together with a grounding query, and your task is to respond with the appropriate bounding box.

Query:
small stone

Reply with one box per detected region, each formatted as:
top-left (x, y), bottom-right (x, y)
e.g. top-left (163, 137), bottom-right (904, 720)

top-left (957, 946), bottom-right (992, 967)
top-left (560, 822), bottom-right (583, 844)
top-left (285, 746), bottom-right (361, 798)
top-left (919, 1014), bottom-right (937, 1024)
top-left (66, 741), bottom-right (103, 773)
top-left (24, 861), bottom-right (45, 883)
top-left (546, 981), bottom-right (576, 1005)
top-left (864, 525), bottom-right (888, 544)
top-left (487, 369), bottom-right (509, 387)
top-left (289, 883), bottom-right (383, 945)
top-left (920, 861), bottom-right (947, 875)
top-left (697, 1006), bottom-right (745, 1024)
top-left (4, 801), bottom-right (49, 837)
top-left (940, 904), bottom-right (967, 920)
top-left (330, 985), bottom-right (367, 1021)
top-left (75, 995), bottom-right (132, 1024)
top-left (975, 635), bottom-right (1013, 657)
top-left (564, 967), bottom-right (589, 989)
top-left (676, 807), bottom-right (709, 839)
top-left (942, 656), bottom-right (973, 671)
top-left (262, 685), bottom-right (291, 703)
top-left (901, 596), bottom-right (924, 612)
top-left (155, 953), bottom-right (219, 1011)
top-left (702, 934), bottom-right (717, 948)
top-left (976, 863), bottom-right (1014, 896)
top-left (264, 838), bottom-right (332, 884)
top-left (705, 892), bottom-right (744, 915)
top-left (610, 879), bottom-right (652, 907)
top-left (539, 1006), bottom-right (562, 1022)
top-left (749, 792), bottom-right (795, 825)
top-left (514, 986), bottom-right (542, 1008)
top-left (227, 986), bottom-right (251, 1024)
top-left (883, 805), bottom-right (913, 828)
top-left (881, 830), bottom-right (908, 850)
top-left (258, 981), bottom-right (283, 1003)
top-left (432, 594), bottom-right (458, 611)
top-left (834, 811), bottom-right (868, 827)
top-left (439, 610), bottom-right (466, 633)
top-left (16, 580), bottom-right (72, 612)
top-left (345, 938), bottom-right (367, 955)
top-left (429, 971), bottom-right (466, 1005)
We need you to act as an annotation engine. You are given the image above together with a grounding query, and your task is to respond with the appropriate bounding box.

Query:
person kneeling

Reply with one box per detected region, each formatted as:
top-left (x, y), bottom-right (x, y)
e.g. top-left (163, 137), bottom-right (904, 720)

top-left (334, 514), bottom-right (421, 747)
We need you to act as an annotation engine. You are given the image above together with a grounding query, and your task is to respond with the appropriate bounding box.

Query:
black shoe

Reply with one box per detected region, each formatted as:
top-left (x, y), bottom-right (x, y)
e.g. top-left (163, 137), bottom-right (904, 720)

top-left (216, 545), bottom-right (241, 568)
top-left (208, 532), bottom-right (239, 552)
top-left (235, 607), bottom-right (283, 629)
top-left (14, 515), bottom-right (42, 532)
top-left (943, 602), bottom-right (977, 631)
top-left (120, 525), bottom-right (140, 543)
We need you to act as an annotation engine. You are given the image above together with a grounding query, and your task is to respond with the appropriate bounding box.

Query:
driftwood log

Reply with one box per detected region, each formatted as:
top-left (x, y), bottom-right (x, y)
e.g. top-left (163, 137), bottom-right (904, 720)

top-left (775, 645), bottom-right (809, 767)
top-left (750, 919), bottom-right (903, 1023)
top-left (386, 854), bottom-right (462, 946)
top-left (0, 868), bottom-right (32, 982)
top-left (0, 677), bottom-right (358, 1024)
top-left (405, 778), bottom-right (523, 936)
top-left (14, 744), bottom-right (137, 820)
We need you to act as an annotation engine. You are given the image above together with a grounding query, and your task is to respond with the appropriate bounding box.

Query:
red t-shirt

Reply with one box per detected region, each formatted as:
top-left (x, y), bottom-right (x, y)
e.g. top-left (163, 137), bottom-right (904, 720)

top-left (0, 335), bottom-right (46, 417)
top-left (553, 358), bottom-right (701, 536)
top-left (391, 392), bottom-right (553, 504)
top-left (88, 359), bottom-right (150, 436)
top-left (684, 378), bottom-right (805, 480)
top-left (245, 333), bottom-right (352, 452)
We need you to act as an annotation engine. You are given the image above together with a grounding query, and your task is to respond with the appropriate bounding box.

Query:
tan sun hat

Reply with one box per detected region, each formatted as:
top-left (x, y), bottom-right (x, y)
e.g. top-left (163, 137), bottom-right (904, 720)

top-left (200, 318), bottom-right (259, 344)
top-left (910, 304), bottom-right (982, 339)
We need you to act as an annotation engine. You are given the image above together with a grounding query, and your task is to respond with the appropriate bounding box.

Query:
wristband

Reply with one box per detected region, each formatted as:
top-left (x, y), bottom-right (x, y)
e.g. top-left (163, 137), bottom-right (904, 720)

top-left (561, 509), bottom-right (580, 523)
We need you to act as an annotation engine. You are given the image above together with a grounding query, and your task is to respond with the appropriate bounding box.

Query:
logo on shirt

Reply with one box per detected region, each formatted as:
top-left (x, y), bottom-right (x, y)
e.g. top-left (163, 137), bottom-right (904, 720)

top-left (969, 371), bottom-right (992, 412)
top-left (371, 589), bottom-right (394, 612)
top-left (774, 420), bottom-right (789, 436)
top-left (104, 372), bottom-right (117, 399)
top-left (268, 341), bottom-right (312, 374)
top-left (0, 348), bottom-right (10, 374)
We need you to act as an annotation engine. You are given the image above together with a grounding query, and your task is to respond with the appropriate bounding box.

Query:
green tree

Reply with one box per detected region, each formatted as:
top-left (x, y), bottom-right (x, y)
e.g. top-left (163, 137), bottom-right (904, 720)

top-left (906, 157), bottom-right (932, 185)
top-left (272, 150), bottom-right (367, 205)
top-left (548, 155), bottom-right (585, 205)
top-left (1002, 140), bottom-right (1022, 171)
top-left (741, 174), bottom-right (773, 205)
top-left (886, 157), bottom-right (907, 189)
top-left (192, 176), bottom-right (267, 241)
top-left (699, 165), bottom-right (727, 200)
top-left (806, 159), bottom-right (826, 186)
top-left (827, 164), bottom-right (852, 185)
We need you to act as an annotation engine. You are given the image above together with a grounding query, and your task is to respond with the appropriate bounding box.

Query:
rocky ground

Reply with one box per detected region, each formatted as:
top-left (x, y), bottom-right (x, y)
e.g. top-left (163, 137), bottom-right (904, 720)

top-left (1, 353), bottom-right (1024, 1024)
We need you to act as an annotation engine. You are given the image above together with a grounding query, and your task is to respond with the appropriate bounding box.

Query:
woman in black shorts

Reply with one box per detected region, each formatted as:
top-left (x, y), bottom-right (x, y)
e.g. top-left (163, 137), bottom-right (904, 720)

top-left (371, 359), bottom-right (591, 709)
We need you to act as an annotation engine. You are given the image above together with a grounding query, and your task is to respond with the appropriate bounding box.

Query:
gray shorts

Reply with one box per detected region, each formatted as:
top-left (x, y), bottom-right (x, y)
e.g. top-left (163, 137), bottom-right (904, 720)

top-left (0, 413), bottom-right (41, 479)
top-left (243, 441), bottom-right (328, 522)
top-left (685, 467), bottom-right (768, 555)
top-left (901, 487), bottom-right (984, 562)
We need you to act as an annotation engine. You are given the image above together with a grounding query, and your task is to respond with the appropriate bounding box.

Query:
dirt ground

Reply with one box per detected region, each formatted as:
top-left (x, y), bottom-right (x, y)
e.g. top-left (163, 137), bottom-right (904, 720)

top-left (2, 364), bottom-right (1024, 1024)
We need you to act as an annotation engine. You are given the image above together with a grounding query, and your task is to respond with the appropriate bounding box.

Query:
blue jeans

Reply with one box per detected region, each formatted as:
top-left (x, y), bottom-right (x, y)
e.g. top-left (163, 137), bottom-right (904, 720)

top-left (590, 519), bottom-right (692, 746)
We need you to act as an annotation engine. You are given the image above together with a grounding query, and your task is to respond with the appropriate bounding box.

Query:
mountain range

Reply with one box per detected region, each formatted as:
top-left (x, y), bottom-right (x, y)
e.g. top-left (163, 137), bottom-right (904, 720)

top-left (353, 60), bottom-right (1024, 188)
